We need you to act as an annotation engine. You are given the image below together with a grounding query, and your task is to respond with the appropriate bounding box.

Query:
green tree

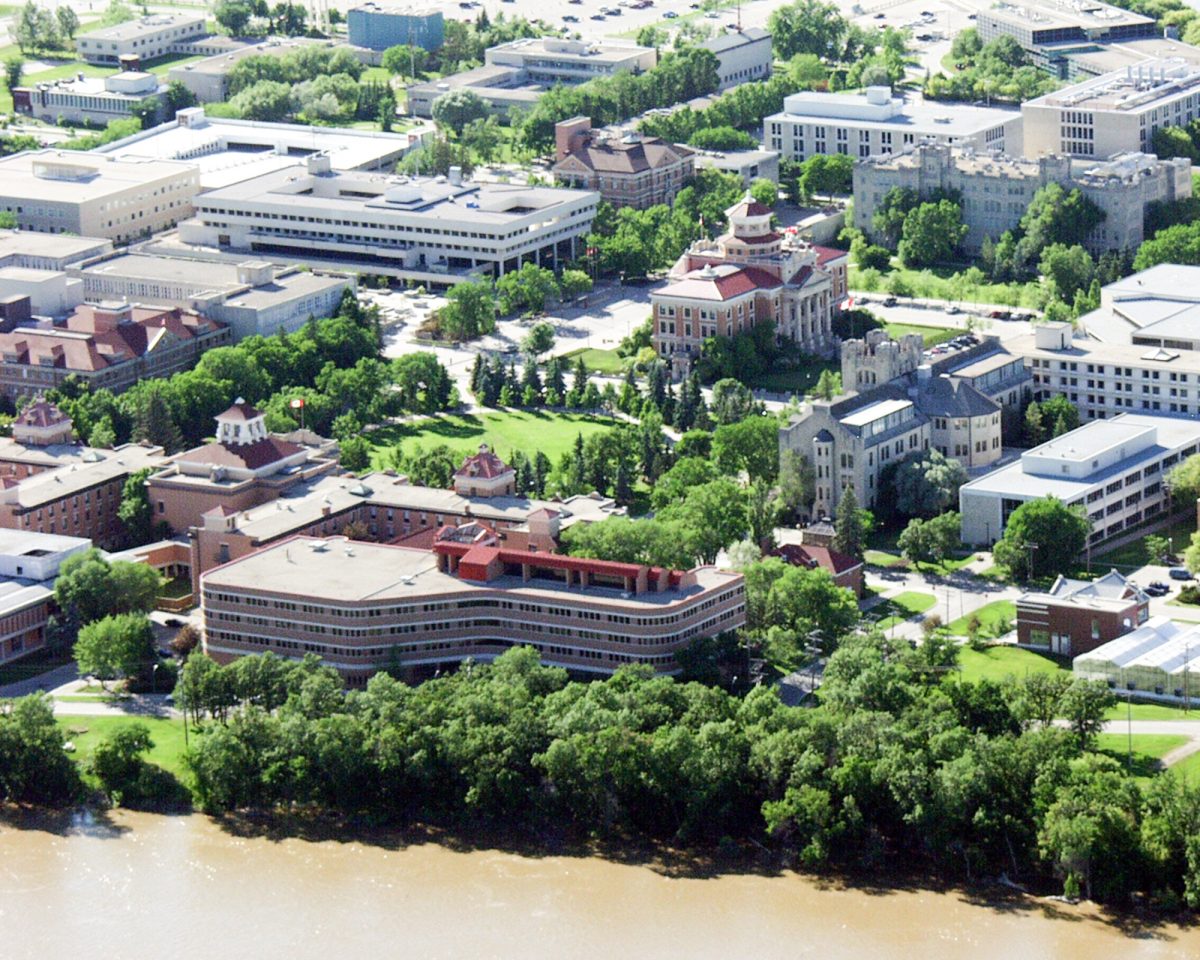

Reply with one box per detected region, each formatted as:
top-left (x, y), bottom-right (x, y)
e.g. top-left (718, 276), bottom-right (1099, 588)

top-left (687, 126), bottom-right (758, 151)
top-left (214, 0), bottom-right (253, 34)
top-left (0, 694), bottom-right (80, 804)
top-left (712, 416), bottom-right (779, 483)
top-left (74, 613), bottom-right (155, 690)
top-left (898, 199), bottom-right (968, 267)
top-left (892, 448), bottom-right (968, 518)
top-left (3, 55), bottom-right (22, 93)
top-left (89, 723), bottom-right (153, 803)
top-left (710, 378), bottom-right (755, 425)
top-left (659, 478), bottom-right (749, 563)
top-left (832, 485), bottom-right (865, 560)
top-left (749, 178), bottom-right (777, 208)
top-left (768, 0), bottom-right (848, 59)
top-left (382, 43), bottom-right (427, 78)
top-left (1040, 394), bottom-right (1079, 437)
top-left (897, 512), bottom-right (961, 568)
top-left (229, 80), bottom-right (293, 121)
top-left (165, 80), bottom-right (198, 116)
top-left (116, 467), bottom-right (155, 546)
top-left (431, 88), bottom-right (489, 136)
top-left (992, 496), bottom-right (1089, 579)
top-left (559, 269), bottom-right (592, 300)
top-left (54, 549), bottom-right (160, 623)
top-left (440, 278), bottom-right (496, 341)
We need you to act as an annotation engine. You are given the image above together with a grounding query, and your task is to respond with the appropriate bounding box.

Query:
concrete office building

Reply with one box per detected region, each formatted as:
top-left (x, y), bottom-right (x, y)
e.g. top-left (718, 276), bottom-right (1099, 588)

top-left (97, 107), bottom-right (430, 191)
top-left (347, 4), bottom-right (444, 51)
top-left (76, 13), bottom-right (206, 66)
top-left (177, 157), bottom-right (598, 284)
top-left (166, 37), bottom-right (348, 104)
top-left (407, 38), bottom-right (656, 118)
top-left (12, 71), bottom-right (165, 127)
top-left (75, 254), bottom-right (352, 341)
top-left (1023, 57), bottom-right (1200, 157)
top-left (1058, 36), bottom-right (1200, 80)
top-left (651, 196), bottom-right (845, 377)
top-left (0, 231), bottom-right (112, 272)
top-left (764, 87), bottom-right (1023, 162)
top-left (853, 143), bottom-right (1192, 255)
top-left (0, 441), bottom-right (167, 549)
top-left (201, 534), bottom-right (746, 684)
top-left (976, 0), bottom-right (1155, 78)
top-left (0, 268), bottom-right (83, 316)
top-left (0, 301), bottom-right (230, 400)
top-left (1016, 318), bottom-right (1200, 421)
top-left (958, 412), bottom-right (1200, 546)
top-left (691, 147), bottom-right (780, 186)
top-left (1017, 570), bottom-right (1149, 656)
top-left (552, 118), bottom-right (694, 210)
top-left (0, 151), bottom-right (199, 243)
top-left (1075, 264), bottom-right (1200, 349)
top-left (702, 28), bottom-right (773, 91)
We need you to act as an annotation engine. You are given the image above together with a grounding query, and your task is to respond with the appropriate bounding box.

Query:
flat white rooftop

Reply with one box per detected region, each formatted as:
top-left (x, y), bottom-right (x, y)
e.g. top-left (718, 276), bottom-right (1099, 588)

top-left (78, 12), bottom-right (204, 41)
top-left (771, 88), bottom-right (1019, 137)
top-left (1026, 57), bottom-right (1200, 111)
top-left (840, 397), bottom-right (912, 428)
top-left (0, 150), bottom-right (196, 203)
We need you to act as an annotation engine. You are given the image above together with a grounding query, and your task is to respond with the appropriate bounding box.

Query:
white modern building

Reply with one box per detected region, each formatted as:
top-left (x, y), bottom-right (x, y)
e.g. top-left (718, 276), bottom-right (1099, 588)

top-left (0, 529), bottom-right (91, 582)
top-left (959, 412), bottom-right (1200, 546)
top-left (13, 70), bottom-right (165, 126)
top-left (1076, 263), bottom-right (1200, 349)
top-left (0, 150), bottom-right (199, 243)
top-left (1023, 57), bottom-right (1200, 158)
top-left (702, 28), bottom-right (773, 91)
top-left (177, 157), bottom-right (599, 284)
top-left (407, 38), bottom-right (656, 118)
top-left (764, 87), bottom-right (1023, 163)
top-left (0, 231), bottom-right (112, 271)
top-left (853, 143), bottom-right (1192, 255)
top-left (74, 254), bottom-right (353, 341)
top-left (76, 13), bottom-right (206, 66)
top-left (96, 107), bottom-right (432, 190)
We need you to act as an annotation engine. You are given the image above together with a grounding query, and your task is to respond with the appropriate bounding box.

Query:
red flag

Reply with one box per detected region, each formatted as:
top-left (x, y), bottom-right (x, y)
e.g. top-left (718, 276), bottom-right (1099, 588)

top-left (290, 397), bottom-right (305, 409)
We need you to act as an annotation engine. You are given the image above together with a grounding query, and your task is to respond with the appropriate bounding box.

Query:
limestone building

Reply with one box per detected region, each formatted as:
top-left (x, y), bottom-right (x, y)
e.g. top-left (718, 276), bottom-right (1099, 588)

top-left (853, 143), bottom-right (1192, 255)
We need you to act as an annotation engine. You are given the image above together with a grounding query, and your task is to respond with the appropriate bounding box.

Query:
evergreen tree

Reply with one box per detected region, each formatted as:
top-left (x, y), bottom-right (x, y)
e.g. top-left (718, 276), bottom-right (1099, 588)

top-left (833, 485), bottom-right (864, 560)
top-left (1024, 399), bottom-right (1044, 447)
top-left (614, 457), bottom-right (634, 505)
top-left (545, 355), bottom-right (566, 397)
top-left (674, 375), bottom-right (698, 431)
top-left (571, 357), bottom-right (588, 397)
top-left (516, 455), bottom-right (535, 494)
top-left (646, 359), bottom-right (667, 409)
top-left (618, 367), bottom-right (641, 415)
top-left (469, 354), bottom-right (485, 396)
top-left (1053, 412), bottom-right (1068, 438)
top-left (533, 450), bottom-right (551, 497)
top-left (570, 434), bottom-right (587, 491)
top-left (133, 386), bottom-right (183, 453)
top-left (498, 383), bottom-right (515, 407)
top-left (519, 360), bottom-right (542, 405)
top-left (581, 382), bottom-right (602, 411)
top-left (601, 382), bottom-right (618, 414)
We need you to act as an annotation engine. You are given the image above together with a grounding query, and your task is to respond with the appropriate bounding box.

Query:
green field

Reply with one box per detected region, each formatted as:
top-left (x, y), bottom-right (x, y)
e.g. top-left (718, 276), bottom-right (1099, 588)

top-left (947, 600), bottom-right (1016, 638)
top-left (1168, 748), bottom-right (1200, 781)
top-left (366, 410), bottom-right (625, 471)
top-left (955, 644), bottom-right (1067, 684)
top-left (558, 347), bottom-right (626, 376)
top-left (882, 322), bottom-right (957, 347)
top-left (850, 265), bottom-right (1044, 309)
top-left (57, 714), bottom-right (189, 783)
top-left (875, 591), bottom-right (936, 630)
top-left (1093, 733), bottom-right (1190, 780)
top-left (1103, 701), bottom-right (1200, 722)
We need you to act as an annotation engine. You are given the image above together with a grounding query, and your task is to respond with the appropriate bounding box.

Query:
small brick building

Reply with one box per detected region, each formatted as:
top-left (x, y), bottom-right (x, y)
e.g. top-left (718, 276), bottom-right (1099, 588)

top-left (1016, 570), bottom-right (1149, 656)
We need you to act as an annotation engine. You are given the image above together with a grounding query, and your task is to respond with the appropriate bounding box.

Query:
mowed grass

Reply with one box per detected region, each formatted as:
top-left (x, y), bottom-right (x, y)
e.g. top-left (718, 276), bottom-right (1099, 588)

top-left (947, 599), bottom-right (1016, 637)
top-left (875, 591), bottom-right (936, 630)
top-left (955, 644), bottom-right (1068, 684)
top-left (882, 322), bottom-right (958, 347)
top-left (57, 714), bottom-right (189, 783)
top-left (366, 409), bottom-right (624, 471)
top-left (558, 347), bottom-right (627, 376)
top-left (1094, 733), bottom-right (1189, 760)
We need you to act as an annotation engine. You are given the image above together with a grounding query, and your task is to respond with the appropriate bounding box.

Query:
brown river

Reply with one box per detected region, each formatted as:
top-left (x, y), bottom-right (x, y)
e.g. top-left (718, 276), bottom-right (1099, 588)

top-left (2, 810), bottom-right (1198, 959)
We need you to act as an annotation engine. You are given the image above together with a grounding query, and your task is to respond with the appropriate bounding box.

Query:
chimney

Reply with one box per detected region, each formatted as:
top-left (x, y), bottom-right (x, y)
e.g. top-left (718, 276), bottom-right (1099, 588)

top-left (448, 165), bottom-right (462, 186)
top-left (554, 115), bottom-right (592, 163)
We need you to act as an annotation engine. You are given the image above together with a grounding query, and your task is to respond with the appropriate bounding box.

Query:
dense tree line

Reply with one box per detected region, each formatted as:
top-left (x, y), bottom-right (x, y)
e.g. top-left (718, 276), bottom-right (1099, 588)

top-left (43, 292), bottom-right (455, 455)
top-left (925, 32), bottom-right (1059, 104)
top-left (164, 642), bottom-right (1200, 907)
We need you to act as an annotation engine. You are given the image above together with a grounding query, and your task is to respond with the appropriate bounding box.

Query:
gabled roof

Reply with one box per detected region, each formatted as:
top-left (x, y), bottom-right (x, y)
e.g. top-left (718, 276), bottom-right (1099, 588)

top-left (184, 437), bottom-right (302, 470)
top-left (915, 376), bottom-right (999, 419)
top-left (553, 135), bottom-right (691, 176)
top-left (455, 444), bottom-right (513, 480)
top-left (777, 542), bottom-right (861, 576)
top-left (655, 263), bottom-right (780, 302)
top-left (15, 401), bottom-right (69, 429)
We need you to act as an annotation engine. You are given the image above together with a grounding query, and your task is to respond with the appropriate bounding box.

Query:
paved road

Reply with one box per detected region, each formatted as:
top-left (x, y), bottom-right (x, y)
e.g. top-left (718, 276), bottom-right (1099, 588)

top-left (0, 662), bottom-right (79, 699)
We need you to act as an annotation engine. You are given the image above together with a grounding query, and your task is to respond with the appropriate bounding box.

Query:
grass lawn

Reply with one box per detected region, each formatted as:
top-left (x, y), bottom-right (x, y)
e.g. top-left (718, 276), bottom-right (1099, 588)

top-left (366, 409), bottom-right (625, 471)
top-left (865, 549), bottom-right (907, 568)
top-left (1093, 512), bottom-right (1195, 568)
top-left (360, 65), bottom-right (391, 85)
top-left (58, 714), bottom-right (190, 783)
top-left (748, 356), bottom-right (839, 396)
top-left (1103, 701), bottom-right (1200, 722)
top-left (955, 644), bottom-right (1067, 684)
top-left (160, 576), bottom-right (193, 599)
top-left (875, 591), bottom-right (936, 630)
top-left (1093, 733), bottom-right (1190, 780)
top-left (850, 265), bottom-right (1043, 309)
top-left (1168, 749), bottom-right (1200, 782)
top-left (882, 321), bottom-right (957, 347)
top-left (558, 347), bottom-right (627, 376)
top-left (947, 600), bottom-right (1016, 637)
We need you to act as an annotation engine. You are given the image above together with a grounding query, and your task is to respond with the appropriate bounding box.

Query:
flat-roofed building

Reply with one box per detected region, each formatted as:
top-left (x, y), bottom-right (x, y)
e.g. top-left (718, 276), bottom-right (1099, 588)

top-left (1023, 57), bottom-right (1200, 158)
top-left (1059, 35), bottom-right (1200, 80)
top-left (0, 230), bottom-right (112, 271)
top-left (166, 37), bottom-right (349, 103)
top-left (13, 70), bottom-right (165, 127)
top-left (552, 118), bottom-right (694, 210)
top-left (691, 147), bottom-right (780, 186)
top-left (977, 0), bottom-right (1155, 78)
top-left (75, 253), bottom-right (352, 341)
top-left (0, 441), bottom-right (167, 549)
top-left (1017, 569), bottom-right (1149, 656)
top-left (702, 28), bottom-right (772, 91)
top-left (853, 143), bottom-right (1191, 256)
top-left (0, 529), bottom-right (91, 667)
top-left (347, 4), bottom-right (444, 52)
top-left (177, 157), bottom-right (598, 284)
top-left (200, 534), bottom-right (746, 684)
top-left (75, 13), bottom-right (206, 66)
top-left (0, 301), bottom-right (230, 399)
top-left (96, 107), bottom-right (431, 190)
top-left (1075, 615), bottom-right (1200, 700)
top-left (1075, 264), bottom-right (1200, 349)
top-left (958, 412), bottom-right (1200, 546)
top-left (0, 150), bottom-right (199, 243)
top-left (407, 38), bottom-right (656, 118)
top-left (764, 86), bottom-right (1023, 163)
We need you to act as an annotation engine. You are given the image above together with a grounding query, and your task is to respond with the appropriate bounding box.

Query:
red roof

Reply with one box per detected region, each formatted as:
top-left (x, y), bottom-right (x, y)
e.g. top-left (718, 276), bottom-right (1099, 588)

top-left (216, 401), bottom-right (262, 422)
top-left (15, 400), bottom-right (68, 428)
top-left (455, 444), bottom-right (513, 480)
top-left (777, 542), bottom-right (861, 576)
top-left (726, 197), bottom-right (773, 219)
top-left (812, 245), bottom-right (850, 268)
top-left (183, 437), bottom-right (303, 470)
top-left (656, 264), bottom-right (780, 302)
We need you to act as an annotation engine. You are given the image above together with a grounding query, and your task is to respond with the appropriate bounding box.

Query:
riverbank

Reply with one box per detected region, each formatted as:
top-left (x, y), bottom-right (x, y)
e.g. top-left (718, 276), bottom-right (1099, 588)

top-left (1, 809), bottom-right (1197, 959)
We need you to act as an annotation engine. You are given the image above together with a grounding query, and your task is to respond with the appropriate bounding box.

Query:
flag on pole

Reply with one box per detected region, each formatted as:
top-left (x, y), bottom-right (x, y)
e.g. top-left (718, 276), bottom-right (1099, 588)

top-left (290, 398), bottom-right (305, 409)
top-left (845, 296), bottom-right (855, 310)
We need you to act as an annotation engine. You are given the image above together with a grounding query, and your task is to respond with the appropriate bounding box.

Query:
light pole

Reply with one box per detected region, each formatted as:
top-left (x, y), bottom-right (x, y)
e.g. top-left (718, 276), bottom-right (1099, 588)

top-left (1025, 541), bottom-right (1039, 582)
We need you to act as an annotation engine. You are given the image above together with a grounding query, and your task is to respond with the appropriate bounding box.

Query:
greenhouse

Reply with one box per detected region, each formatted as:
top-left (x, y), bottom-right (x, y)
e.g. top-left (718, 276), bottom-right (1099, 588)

top-left (1074, 616), bottom-right (1200, 701)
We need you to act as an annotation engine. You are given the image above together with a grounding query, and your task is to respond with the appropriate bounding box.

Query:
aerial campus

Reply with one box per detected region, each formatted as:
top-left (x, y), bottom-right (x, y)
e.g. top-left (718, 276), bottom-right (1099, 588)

top-left (11, 0), bottom-right (1200, 921)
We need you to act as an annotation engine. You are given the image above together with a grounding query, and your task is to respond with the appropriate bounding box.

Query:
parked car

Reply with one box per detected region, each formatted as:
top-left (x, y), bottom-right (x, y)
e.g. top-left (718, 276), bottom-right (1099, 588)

top-left (590, 12), bottom-right (606, 18)
top-left (564, 14), bottom-right (578, 20)
top-left (1146, 581), bottom-right (1171, 596)
top-left (883, 296), bottom-right (898, 307)
top-left (164, 617), bottom-right (183, 628)
top-left (1170, 567), bottom-right (1194, 581)
top-left (945, 304), bottom-right (961, 314)
top-left (663, 8), bottom-right (678, 15)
